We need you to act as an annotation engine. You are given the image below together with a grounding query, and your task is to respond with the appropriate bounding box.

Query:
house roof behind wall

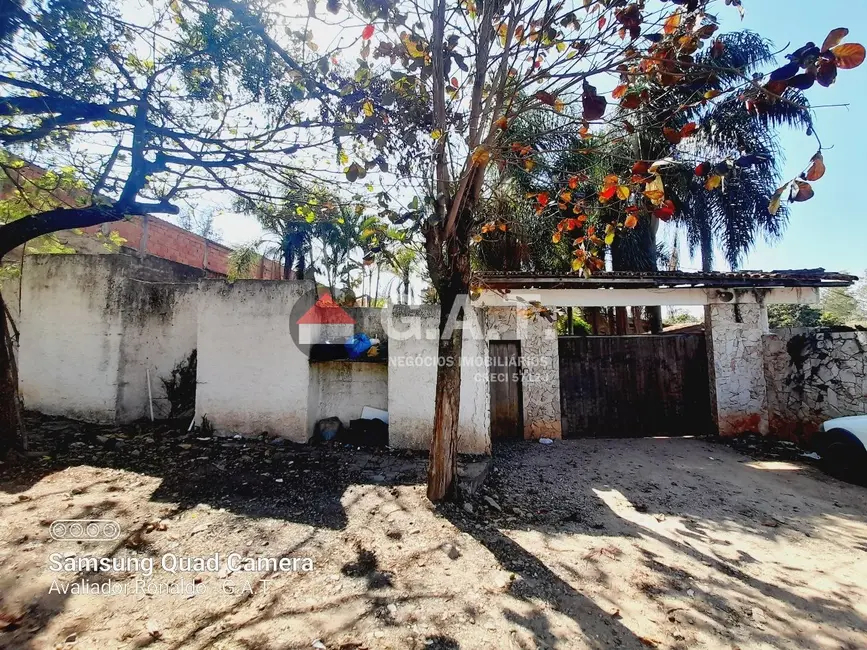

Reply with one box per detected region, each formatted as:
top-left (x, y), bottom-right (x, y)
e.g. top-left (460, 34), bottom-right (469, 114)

top-left (477, 269), bottom-right (858, 291)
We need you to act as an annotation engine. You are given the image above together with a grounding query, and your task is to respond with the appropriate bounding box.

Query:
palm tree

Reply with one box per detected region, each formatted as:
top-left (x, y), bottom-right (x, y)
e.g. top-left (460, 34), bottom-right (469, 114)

top-left (632, 31), bottom-right (813, 271)
top-left (497, 31), bottom-right (812, 274)
top-left (387, 247), bottom-right (420, 304)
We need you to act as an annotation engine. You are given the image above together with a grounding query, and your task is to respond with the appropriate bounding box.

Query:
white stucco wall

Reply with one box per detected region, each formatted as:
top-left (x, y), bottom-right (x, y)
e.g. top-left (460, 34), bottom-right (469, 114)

top-left (706, 301), bottom-right (769, 435)
top-left (457, 304), bottom-right (491, 454)
top-left (308, 361), bottom-right (388, 430)
top-left (116, 282), bottom-right (199, 421)
top-left (195, 280), bottom-right (316, 440)
top-left (19, 256), bottom-right (124, 422)
top-left (387, 305), bottom-right (440, 451)
top-left (386, 303), bottom-right (494, 455)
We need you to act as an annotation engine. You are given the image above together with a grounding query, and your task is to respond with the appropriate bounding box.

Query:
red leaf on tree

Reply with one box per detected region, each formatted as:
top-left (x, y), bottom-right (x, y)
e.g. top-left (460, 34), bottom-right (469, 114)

top-left (804, 152), bottom-right (826, 181)
top-left (679, 122), bottom-right (698, 138)
top-left (598, 16), bottom-right (607, 30)
top-left (763, 80), bottom-right (788, 96)
top-left (821, 28), bottom-right (849, 53)
top-left (653, 200), bottom-right (675, 221)
top-left (791, 180), bottom-right (814, 202)
top-left (612, 84), bottom-right (628, 99)
top-left (599, 186), bottom-right (617, 203)
top-left (632, 161), bottom-right (649, 176)
top-left (362, 24), bottom-right (375, 40)
top-left (817, 60), bottom-right (838, 87)
top-left (535, 91), bottom-right (557, 106)
top-left (694, 162), bottom-right (710, 177)
top-left (537, 192), bottom-right (550, 207)
top-left (620, 93), bottom-right (642, 109)
top-left (831, 43), bottom-right (866, 69)
top-left (663, 127), bottom-right (682, 144)
top-left (582, 81), bottom-right (607, 121)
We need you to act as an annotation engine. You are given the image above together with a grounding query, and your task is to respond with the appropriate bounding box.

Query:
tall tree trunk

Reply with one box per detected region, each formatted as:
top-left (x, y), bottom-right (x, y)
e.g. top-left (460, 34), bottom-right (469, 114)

top-left (374, 263), bottom-right (381, 307)
top-left (427, 285), bottom-right (464, 501)
top-left (296, 243), bottom-right (306, 281)
top-left (0, 290), bottom-right (17, 457)
top-left (699, 219), bottom-right (713, 272)
top-left (282, 240), bottom-right (293, 280)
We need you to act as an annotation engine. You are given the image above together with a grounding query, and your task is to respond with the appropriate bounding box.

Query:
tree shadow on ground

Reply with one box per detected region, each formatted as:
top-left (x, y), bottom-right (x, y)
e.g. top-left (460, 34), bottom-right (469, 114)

top-left (3, 418), bottom-right (867, 650)
top-left (450, 437), bottom-right (867, 650)
top-left (1, 413), bottom-right (430, 530)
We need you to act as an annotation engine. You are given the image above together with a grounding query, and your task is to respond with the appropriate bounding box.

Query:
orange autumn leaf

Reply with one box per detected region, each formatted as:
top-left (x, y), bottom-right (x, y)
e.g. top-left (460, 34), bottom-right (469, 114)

top-left (624, 213), bottom-right (638, 229)
top-left (568, 176), bottom-right (579, 189)
top-left (552, 231), bottom-right (562, 243)
top-left (603, 174), bottom-right (619, 187)
top-left (791, 180), bottom-right (814, 202)
top-left (537, 191), bottom-right (549, 207)
top-left (804, 152), bottom-right (826, 181)
top-left (470, 145), bottom-right (491, 165)
top-left (643, 189), bottom-right (665, 203)
top-left (663, 11), bottom-right (681, 35)
top-left (560, 190), bottom-right (572, 203)
top-left (705, 174), bottom-right (723, 191)
top-left (821, 28), bottom-right (849, 53)
top-left (680, 122), bottom-right (698, 138)
top-left (612, 84), bottom-right (628, 99)
top-left (831, 43), bottom-right (866, 69)
top-left (663, 127), bottom-right (682, 144)
top-left (495, 116), bottom-right (508, 130)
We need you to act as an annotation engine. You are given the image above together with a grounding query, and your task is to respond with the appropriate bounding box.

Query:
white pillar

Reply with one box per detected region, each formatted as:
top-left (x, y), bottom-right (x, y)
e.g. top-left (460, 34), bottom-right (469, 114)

top-left (706, 301), bottom-right (769, 436)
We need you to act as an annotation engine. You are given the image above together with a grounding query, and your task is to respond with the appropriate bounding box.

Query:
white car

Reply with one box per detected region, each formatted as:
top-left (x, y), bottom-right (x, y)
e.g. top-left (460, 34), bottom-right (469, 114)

top-left (815, 416), bottom-right (867, 482)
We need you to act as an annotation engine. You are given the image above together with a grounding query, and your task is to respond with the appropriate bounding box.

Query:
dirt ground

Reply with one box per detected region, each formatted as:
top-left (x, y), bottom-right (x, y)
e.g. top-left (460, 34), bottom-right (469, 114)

top-left (1, 416), bottom-right (866, 650)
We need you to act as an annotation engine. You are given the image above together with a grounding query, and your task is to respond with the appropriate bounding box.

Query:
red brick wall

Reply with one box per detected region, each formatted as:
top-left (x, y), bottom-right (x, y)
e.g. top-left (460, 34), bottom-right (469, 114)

top-left (81, 215), bottom-right (281, 279)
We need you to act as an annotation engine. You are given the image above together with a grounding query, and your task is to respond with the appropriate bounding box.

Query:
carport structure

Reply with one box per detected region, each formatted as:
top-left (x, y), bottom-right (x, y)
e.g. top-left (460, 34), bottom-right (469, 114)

top-left (474, 269), bottom-right (857, 439)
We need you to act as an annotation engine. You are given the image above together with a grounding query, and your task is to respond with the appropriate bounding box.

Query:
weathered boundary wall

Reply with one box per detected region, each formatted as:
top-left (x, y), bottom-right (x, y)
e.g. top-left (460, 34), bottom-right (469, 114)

top-left (19, 255), bottom-right (201, 422)
top-left (764, 328), bottom-right (867, 441)
top-left (706, 302), bottom-right (769, 436)
top-left (386, 304), bottom-right (491, 454)
top-left (195, 280), bottom-right (315, 441)
top-left (308, 361), bottom-right (388, 429)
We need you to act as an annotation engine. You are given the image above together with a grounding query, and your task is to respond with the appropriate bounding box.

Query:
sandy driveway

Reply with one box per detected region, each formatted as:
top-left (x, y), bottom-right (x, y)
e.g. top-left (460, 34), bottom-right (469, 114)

top-left (1, 419), bottom-right (866, 650)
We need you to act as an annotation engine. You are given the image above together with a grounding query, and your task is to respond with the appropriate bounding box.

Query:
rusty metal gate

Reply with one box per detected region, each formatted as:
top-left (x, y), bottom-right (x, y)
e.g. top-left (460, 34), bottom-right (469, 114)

top-left (558, 335), bottom-right (712, 438)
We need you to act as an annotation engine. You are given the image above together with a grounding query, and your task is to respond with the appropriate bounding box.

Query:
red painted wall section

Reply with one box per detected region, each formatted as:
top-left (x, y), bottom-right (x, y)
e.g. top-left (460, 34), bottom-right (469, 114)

top-left (81, 214), bottom-right (281, 279)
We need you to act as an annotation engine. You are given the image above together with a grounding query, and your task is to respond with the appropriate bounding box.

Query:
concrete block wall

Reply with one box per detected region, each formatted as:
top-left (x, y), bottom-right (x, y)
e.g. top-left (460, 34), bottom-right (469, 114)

top-left (308, 361), bottom-right (388, 430)
top-left (764, 328), bottom-right (867, 441)
top-left (195, 280), bottom-right (316, 440)
top-left (18, 254), bottom-right (201, 423)
top-left (706, 302), bottom-right (769, 435)
top-left (116, 281), bottom-right (199, 421)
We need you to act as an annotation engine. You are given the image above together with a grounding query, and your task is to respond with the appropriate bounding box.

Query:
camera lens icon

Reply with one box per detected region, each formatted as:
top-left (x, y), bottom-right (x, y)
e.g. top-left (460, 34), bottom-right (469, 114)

top-left (49, 519), bottom-right (121, 541)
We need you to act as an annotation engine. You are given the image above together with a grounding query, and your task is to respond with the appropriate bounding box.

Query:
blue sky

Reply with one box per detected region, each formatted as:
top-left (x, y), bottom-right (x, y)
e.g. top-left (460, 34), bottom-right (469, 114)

top-left (707, 0), bottom-right (867, 276)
